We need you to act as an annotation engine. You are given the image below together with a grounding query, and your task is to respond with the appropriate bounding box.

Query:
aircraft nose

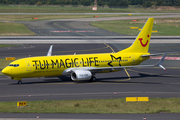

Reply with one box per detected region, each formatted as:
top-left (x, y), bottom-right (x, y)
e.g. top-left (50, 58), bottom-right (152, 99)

top-left (2, 67), bottom-right (11, 75)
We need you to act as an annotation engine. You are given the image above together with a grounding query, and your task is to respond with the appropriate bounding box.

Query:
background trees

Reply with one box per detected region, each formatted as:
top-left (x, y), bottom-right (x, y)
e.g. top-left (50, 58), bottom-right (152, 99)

top-left (0, 0), bottom-right (180, 7)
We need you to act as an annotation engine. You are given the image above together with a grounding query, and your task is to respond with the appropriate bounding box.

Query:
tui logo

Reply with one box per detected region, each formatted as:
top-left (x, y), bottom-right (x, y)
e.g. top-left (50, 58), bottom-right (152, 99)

top-left (138, 35), bottom-right (149, 47)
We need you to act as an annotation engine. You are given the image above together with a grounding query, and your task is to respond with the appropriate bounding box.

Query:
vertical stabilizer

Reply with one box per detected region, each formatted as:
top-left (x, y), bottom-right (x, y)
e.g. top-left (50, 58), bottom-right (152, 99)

top-left (119, 18), bottom-right (154, 53)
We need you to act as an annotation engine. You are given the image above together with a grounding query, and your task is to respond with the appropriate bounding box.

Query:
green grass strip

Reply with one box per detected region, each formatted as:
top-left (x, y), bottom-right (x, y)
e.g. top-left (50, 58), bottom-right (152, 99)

top-left (0, 22), bottom-right (36, 36)
top-left (0, 5), bottom-right (180, 13)
top-left (0, 98), bottom-right (180, 113)
top-left (91, 18), bottom-right (180, 36)
top-left (0, 45), bottom-right (19, 48)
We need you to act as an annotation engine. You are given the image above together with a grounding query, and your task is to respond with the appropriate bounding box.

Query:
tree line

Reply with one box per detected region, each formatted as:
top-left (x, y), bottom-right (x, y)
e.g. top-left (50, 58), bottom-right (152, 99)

top-left (0, 0), bottom-right (180, 7)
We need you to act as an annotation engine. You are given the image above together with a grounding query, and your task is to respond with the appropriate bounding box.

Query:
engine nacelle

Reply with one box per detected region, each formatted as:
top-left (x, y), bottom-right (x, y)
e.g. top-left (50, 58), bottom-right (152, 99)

top-left (71, 70), bottom-right (92, 81)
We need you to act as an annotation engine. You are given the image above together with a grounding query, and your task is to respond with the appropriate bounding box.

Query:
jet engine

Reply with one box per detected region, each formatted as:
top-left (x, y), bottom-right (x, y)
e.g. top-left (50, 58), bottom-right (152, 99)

top-left (71, 70), bottom-right (92, 81)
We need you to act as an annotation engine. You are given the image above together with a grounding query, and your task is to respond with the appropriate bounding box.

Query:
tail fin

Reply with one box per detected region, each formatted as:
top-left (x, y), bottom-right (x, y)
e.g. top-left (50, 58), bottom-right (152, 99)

top-left (119, 18), bottom-right (154, 53)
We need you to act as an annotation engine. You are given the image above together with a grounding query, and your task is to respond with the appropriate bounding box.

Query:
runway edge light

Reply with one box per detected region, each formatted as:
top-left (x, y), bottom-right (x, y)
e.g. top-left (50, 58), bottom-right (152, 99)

top-left (17, 101), bottom-right (27, 107)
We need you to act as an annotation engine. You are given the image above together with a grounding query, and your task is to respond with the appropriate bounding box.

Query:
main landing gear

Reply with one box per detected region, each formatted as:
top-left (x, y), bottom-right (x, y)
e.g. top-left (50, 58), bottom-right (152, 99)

top-left (89, 76), bottom-right (96, 82)
top-left (18, 80), bottom-right (22, 84)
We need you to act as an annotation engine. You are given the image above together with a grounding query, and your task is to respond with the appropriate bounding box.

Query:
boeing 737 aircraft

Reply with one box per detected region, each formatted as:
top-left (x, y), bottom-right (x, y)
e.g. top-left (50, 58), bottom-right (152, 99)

top-left (2, 18), bottom-right (168, 84)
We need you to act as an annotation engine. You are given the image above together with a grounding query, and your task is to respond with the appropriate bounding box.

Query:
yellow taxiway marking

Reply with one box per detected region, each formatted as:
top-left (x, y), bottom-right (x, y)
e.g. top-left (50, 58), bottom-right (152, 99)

top-left (54, 22), bottom-right (88, 36)
top-left (124, 69), bottom-right (131, 78)
top-left (103, 42), bottom-right (115, 53)
top-left (124, 68), bottom-right (131, 80)
top-left (115, 69), bottom-right (131, 82)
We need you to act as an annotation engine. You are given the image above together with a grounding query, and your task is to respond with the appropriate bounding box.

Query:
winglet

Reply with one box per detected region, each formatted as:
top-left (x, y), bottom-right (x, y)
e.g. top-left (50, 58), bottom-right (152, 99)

top-left (47, 45), bottom-right (53, 56)
top-left (156, 53), bottom-right (167, 70)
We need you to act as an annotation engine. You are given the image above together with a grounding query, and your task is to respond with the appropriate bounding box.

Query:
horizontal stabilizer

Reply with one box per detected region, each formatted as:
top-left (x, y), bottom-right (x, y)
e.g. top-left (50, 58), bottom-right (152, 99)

top-left (141, 51), bottom-right (178, 57)
top-left (156, 53), bottom-right (167, 70)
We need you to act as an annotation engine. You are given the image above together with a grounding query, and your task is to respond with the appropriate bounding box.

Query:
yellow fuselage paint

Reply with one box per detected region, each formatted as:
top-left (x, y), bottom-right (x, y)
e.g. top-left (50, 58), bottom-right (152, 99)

top-left (4, 52), bottom-right (149, 79)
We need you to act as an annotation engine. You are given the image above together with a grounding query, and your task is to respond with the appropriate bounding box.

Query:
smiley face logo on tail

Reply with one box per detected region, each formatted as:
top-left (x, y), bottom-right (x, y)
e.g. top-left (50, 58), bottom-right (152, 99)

top-left (138, 35), bottom-right (149, 47)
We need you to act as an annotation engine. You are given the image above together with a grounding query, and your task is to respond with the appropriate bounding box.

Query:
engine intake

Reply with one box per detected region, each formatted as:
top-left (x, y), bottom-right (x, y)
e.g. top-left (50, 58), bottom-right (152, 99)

top-left (71, 70), bottom-right (92, 81)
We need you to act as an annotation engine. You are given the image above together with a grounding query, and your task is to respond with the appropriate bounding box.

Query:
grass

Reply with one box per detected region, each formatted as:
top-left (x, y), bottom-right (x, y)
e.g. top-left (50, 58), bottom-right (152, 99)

top-left (0, 98), bottom-right (180, 113)
top-left (0, 5), bottom-right (131, 13)
top-left (0, 44), bottom-right (19, 47)
top-left (0, 22), bottom-right (36, 36)
top-left (91, 18), bottom-right (180, 36)
top-left (0, 5), bottom-right (180, 13)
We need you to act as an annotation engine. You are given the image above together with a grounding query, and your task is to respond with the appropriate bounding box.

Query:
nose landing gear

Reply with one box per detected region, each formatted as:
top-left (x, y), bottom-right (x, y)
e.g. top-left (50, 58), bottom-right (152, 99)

top-left (11, 77), bottom-right (22, 84)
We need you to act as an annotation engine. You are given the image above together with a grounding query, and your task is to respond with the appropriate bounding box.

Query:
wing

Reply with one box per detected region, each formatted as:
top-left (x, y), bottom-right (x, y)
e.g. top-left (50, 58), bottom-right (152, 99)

top-left (63, 53), bottom-right (168, 75)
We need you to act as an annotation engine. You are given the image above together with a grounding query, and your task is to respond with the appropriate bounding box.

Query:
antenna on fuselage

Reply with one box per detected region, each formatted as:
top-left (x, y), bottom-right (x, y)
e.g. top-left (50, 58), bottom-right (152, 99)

top-left (47, 45), bottom-right (53, 56)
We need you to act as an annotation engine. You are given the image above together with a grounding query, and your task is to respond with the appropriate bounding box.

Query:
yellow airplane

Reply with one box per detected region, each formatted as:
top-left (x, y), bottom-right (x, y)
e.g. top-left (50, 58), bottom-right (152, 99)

top-left (2, 18), bottom-right (167, 84)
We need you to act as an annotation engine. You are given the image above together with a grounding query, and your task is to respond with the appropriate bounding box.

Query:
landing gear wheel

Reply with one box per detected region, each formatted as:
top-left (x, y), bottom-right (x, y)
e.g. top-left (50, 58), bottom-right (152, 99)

top-left (18, 80), bottom-right (22, 84)
top-left (89, 76), bottom-right (96, 82)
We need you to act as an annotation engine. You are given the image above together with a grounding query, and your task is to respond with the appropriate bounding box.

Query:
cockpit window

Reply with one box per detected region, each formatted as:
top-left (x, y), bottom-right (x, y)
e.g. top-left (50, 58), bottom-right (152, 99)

top-left (14, 64), bottom-right (19, 67)
top-left (8, 64), bottom-right (19, 67)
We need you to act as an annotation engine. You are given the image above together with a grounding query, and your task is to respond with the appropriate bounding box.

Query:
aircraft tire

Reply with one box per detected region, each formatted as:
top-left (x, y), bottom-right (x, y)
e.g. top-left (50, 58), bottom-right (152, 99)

top-left (89, 76), bottom-right (96, 82)
top-left (18, 80), bottom-right (22, 84)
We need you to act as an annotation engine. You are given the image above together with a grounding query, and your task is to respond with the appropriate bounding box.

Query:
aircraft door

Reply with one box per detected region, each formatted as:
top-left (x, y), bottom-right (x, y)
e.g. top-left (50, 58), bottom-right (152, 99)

top-left (25, 60), bottom-right (32, 71)
top-left (131, 55), bottom-right (135, 65)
